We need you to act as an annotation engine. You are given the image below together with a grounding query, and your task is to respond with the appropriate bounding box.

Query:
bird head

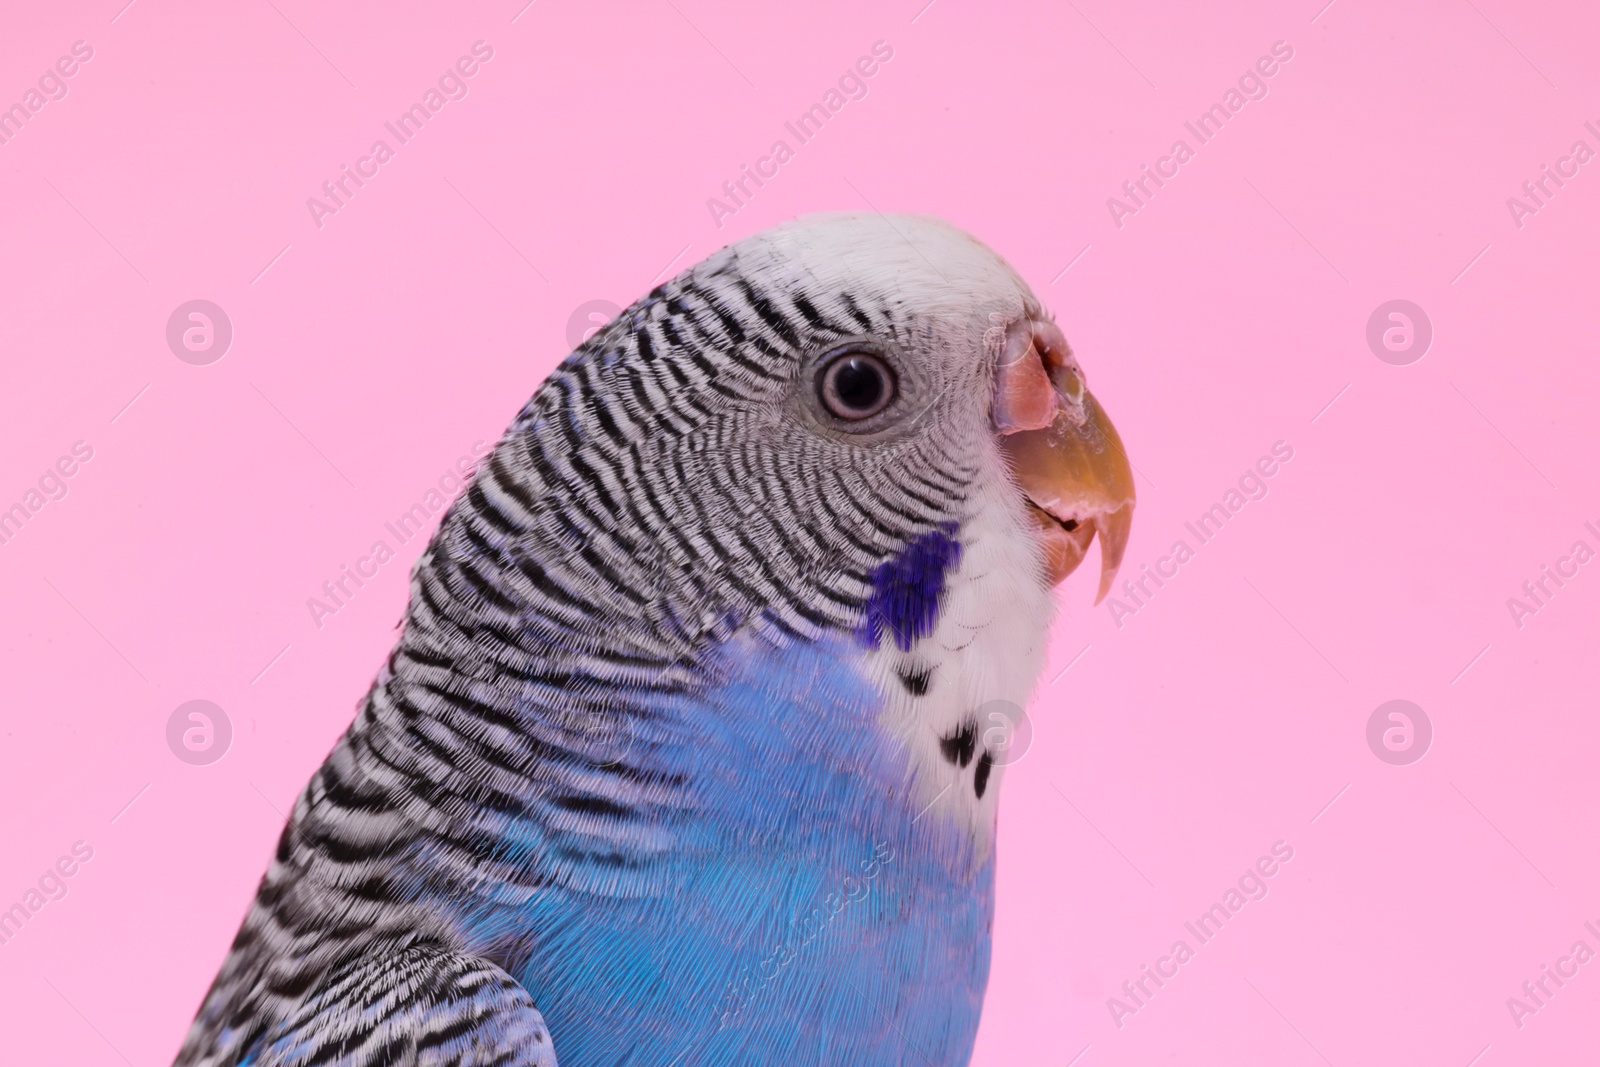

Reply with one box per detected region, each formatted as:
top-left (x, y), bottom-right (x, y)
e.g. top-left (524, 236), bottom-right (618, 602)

top-left (477, 212), bottom-right (1134, 688)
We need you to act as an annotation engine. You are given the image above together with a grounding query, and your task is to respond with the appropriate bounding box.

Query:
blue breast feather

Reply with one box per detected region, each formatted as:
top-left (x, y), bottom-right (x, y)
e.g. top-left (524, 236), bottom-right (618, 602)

top-left (444, 634), bottom-right (994, 1067)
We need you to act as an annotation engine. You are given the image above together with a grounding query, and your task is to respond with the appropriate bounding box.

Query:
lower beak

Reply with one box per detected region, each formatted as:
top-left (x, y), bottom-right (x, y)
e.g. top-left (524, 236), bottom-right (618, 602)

top-left (992, 318), bottom-right (1135, 602)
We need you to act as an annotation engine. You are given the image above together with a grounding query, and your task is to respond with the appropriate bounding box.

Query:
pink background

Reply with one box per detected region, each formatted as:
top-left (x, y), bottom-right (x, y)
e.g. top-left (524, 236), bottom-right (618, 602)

top-left (2, 1), bottom-right (1598, 1064)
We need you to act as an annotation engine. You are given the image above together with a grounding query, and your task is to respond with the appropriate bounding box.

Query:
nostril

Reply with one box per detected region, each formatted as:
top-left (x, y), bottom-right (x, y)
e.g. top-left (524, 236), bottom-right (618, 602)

top-left (1030, 320), bottom-right (1086, 406)
top-left (1030, 320), bottom-right (1074, 370)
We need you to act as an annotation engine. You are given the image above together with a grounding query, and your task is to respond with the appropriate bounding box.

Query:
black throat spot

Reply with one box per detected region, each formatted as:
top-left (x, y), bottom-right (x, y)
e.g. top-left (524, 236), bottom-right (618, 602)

top-left (939, 719), bottom-right (977, 768)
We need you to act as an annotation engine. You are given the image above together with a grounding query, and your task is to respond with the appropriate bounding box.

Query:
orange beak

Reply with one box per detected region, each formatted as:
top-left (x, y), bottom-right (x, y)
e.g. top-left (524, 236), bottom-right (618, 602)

top-left (992, 318), bottom-right (1135, 602)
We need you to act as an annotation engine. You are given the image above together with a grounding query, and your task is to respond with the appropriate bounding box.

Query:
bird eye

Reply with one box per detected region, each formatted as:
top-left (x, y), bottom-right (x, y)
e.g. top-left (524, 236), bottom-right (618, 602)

top-left (818, 351), bottom-right (896, 421)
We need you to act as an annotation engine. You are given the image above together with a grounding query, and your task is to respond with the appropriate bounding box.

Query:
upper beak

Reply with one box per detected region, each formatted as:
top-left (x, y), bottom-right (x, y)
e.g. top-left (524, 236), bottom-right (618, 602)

top-left (992, 318), bottom-right (1135, 603)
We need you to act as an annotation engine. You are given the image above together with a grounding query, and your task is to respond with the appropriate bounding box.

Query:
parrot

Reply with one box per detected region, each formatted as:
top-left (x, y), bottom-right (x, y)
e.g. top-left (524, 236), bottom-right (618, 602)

top-left (172, 212), bottom-right (1135, 1067)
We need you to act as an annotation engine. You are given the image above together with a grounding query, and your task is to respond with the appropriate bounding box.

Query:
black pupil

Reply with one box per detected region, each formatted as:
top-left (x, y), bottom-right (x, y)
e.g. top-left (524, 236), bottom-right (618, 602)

top-left (832, 357), bottom-right (885, 412)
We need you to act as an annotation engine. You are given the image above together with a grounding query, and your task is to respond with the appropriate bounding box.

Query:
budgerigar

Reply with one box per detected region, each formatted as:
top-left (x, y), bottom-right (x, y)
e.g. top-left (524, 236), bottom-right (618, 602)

top-left (173, 214), bottom-right (1135, 1067)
